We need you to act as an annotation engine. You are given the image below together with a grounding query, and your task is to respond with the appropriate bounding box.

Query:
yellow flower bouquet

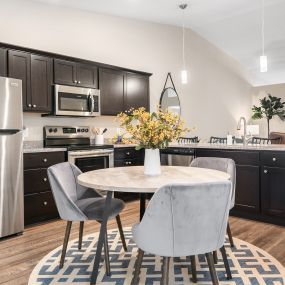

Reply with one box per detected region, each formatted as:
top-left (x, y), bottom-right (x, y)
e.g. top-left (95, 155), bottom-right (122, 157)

top-left (117, 107), bottom-right (187, 150)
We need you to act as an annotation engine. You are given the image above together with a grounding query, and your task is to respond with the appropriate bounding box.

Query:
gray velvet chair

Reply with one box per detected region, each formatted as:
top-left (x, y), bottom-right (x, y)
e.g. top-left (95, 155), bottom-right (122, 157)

top-left (190, 157), bottom-right (236, 248)
top-left (47, 162), bottom-right (127, 275)
top-left (131, 181), bottom-right (232, 285)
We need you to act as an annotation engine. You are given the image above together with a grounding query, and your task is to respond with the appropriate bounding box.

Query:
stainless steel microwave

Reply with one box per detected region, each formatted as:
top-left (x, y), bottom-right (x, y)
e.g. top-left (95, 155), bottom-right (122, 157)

top-left (54, 84), bottom-right (100, 117)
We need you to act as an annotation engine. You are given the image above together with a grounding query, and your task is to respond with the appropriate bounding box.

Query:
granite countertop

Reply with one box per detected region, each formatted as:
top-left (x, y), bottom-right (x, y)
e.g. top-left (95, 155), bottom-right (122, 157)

top-left (114, 142), bottom-right (285, 151)
top-left (169, 142), bottom-right (285, 152)
top-left (23, 141), bottom-right (67, 153)
top-left (23, 140), bottom-right (285, 153)
top-left (113, 143), bottom-right (138, 148)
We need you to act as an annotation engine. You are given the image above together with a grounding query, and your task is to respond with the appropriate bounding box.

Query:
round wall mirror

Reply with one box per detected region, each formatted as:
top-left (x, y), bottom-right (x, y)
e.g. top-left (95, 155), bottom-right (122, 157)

top-left (160, 87), bottom-right (181, 116)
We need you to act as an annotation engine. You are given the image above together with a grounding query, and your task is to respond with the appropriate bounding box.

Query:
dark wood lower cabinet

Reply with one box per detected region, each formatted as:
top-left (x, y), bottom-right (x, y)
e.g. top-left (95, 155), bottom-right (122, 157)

top-left (24, 192), bottom-right (58, 225)
top-left (195, 148), bottom-right (285, 226)
top-left (261, 166), bottom-right (285, 218)
top-left (114, 147), bottom-right (144, 202)
top-left (24, 151), bottom-right (66, 226)
top-left (234, 165), bottom-right (260, 213)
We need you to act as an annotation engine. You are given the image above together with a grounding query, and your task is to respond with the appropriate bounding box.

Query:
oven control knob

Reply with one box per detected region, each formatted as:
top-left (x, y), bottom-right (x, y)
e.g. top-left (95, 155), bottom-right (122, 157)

top-left (48, 128), bottom-right (53, 133)
top-left (77, 129), bottom-right (80, 132)
top-left (81, 129), bottom-right (85, 132)
top-left (85, 128), bottom-right (89, 132)
top-left (53, 128), bottom-right (58, 133)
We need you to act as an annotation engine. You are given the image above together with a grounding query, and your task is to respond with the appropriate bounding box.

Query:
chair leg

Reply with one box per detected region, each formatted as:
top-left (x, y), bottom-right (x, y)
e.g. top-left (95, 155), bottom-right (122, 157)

top-left (161, 257), bottom-right (170, 285)
top-left (227, 222), bottom-right (235, 248)
top-left (205, 252), bottom-right (219, 285)
top-left (59, 221), bottom-right (72, 269)
top-left (78, 221), bottom-right (84, 250)
top-left (104, 230), bottom-right (111, 276)
top-left (213, 250), bottom-right (218, 264)
top-left (131, 249), bottom-right (144, 285)
top-left (220, 246), bottom-right (232, 280)
top-left (116, 215), bottom-right (127, 252)
top-left (190, 255), bottom-right (197, 283)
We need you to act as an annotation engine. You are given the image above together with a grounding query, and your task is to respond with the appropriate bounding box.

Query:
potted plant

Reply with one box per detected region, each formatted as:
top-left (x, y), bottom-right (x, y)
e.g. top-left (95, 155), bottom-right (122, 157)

top-left (117, 107), bottom-right (187, 175)
top-left (252, 94), bottom-right (285, 138)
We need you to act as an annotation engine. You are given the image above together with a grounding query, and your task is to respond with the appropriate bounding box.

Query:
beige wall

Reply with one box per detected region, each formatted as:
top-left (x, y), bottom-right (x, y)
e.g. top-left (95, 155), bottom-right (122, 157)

top-left (0, 0), bottom-right (252, 141)
top-left (251, 83), bottom-right (285, 137)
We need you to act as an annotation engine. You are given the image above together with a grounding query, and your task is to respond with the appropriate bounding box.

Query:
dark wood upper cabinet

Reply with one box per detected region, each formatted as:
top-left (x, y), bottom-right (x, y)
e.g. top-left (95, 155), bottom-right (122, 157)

top-left (54, 59), bottom-right (98, 88)
top-left (31, 54), bottom-right (53, 112)
top-left (99, 68), bottom-right (125, 115)
top-left (54, 59), bottom-right (76, 86)
top-left (125, 73), bottom-right (149, 111)
top-left (8, 50), bottom-right (31, 111)
top-left (261, 166), bottom-right (285, 218)
top-left (0, 48), bottom-right (7, 77)
top-left (99, 68), bottom-right (150, 115)
top-left (76, 63), bottom-right (98, 88)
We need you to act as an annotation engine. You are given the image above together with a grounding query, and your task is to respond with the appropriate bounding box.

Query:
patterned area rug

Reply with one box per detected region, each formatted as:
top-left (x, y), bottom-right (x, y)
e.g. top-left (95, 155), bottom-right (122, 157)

top-left (29, 227), bottom-right (285, 285)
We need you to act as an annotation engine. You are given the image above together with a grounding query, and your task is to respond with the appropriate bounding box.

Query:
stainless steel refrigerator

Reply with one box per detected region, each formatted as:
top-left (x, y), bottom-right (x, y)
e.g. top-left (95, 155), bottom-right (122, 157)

top-left (0, 76), bottom-right (24, 238)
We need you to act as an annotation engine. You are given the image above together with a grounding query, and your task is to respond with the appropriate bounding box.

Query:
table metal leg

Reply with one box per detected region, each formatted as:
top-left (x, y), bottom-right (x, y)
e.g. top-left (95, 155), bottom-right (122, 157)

top-left (139, 193), bottom-right (146, 221)
top-left (90, 191), bottom-right (113, 285)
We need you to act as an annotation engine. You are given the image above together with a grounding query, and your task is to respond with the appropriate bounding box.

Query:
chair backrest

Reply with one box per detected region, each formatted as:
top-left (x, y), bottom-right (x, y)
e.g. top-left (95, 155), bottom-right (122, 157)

top-left (133, 182), bottom-right (231, 257)
top-left (190, 157), bottom-right (236, 208)
top-left (209, 136), bottom-right (236, 144)
top-left (178, 136), bottom-right (200, 144)
top-left (47, 162), bottom-right (88, 221)
top-left (252, 136), bottom-right (282, 145)
top-left (270, 132), bottom-right (285, 144)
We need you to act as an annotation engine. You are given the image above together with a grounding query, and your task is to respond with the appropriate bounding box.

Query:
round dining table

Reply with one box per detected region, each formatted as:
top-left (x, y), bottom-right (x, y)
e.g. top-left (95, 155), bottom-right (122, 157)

top-left (77, 165), bottom-right (230, 285)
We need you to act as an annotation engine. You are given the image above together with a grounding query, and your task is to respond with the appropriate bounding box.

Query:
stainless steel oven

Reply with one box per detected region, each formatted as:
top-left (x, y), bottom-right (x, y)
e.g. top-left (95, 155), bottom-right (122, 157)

top-left (44, 126), bottom-right (114, 173)
top-left (55, 84), bottom-right (100, 117)
top-left (68, 149), bottom-right (114, 172)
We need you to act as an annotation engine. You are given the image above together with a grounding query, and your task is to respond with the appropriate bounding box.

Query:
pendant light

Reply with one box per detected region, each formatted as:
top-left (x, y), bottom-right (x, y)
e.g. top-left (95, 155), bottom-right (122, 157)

top-left (260, 0), bottom-right (267, 72)
top-left (179, 3), bottom-right (188, 84)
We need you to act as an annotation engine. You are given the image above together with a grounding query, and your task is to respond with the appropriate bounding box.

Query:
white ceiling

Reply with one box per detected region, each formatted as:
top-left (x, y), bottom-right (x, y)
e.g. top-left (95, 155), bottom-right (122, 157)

top-left (30, 0), bottom-right (285, 86)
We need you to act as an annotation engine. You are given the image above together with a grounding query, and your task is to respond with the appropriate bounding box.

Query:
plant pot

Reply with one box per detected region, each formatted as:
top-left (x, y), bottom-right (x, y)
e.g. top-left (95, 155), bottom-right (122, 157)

top-left (144, 149), bottom-right (161, 176)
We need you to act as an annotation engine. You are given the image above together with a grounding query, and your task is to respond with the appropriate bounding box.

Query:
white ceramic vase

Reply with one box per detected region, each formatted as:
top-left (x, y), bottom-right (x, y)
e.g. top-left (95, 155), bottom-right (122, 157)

top-left (144, 149), bottom-right (161, 176)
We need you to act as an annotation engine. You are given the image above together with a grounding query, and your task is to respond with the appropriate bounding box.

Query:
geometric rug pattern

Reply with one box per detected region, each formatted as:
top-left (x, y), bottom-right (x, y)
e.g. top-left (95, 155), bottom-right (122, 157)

top-left (29, 227), bottom-right (285, 285)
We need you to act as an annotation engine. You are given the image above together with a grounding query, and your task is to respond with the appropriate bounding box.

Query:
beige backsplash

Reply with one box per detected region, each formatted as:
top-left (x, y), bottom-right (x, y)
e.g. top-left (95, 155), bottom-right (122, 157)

top-left (23, 113), bottom-right (120, 141)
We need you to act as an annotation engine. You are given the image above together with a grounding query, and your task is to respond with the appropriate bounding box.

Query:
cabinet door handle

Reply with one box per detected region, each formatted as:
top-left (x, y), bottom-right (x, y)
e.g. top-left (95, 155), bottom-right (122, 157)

top-left (78, 81), bottom-right (81, 84)
top-left (126, 152), bottom-right (130, 155)
top-left (33, 104), bottom-right (37, 108)
top-left (43, 158), bottom-right (47, 162)
top-left (28, 104), bottom-right (32, 107)
top-left (74, 80), bottom-right (78, 84)
top-left (43, 201), bottom-right (48, 206)
top-left (264, 169), bottom-right (268, 174)
top-left (272, 157), bottom-right (276, 161)
top-left (43, 177), bottom-right (47, 182)
top-left (129, 161), bottom-right (132, 165)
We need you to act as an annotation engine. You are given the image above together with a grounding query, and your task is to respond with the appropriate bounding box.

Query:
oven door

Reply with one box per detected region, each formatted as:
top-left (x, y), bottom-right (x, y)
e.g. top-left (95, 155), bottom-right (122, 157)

top-left (68, 150), bottom-right (114, 172)
top-left (55, 84), bottom-right (100, 116)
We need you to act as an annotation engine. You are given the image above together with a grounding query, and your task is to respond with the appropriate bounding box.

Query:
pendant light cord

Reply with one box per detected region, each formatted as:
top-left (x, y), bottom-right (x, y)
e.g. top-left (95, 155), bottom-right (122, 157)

top-left (182, 9), bottom-right (186, 69)
top-left (261, 0), bottom-right (265, 56)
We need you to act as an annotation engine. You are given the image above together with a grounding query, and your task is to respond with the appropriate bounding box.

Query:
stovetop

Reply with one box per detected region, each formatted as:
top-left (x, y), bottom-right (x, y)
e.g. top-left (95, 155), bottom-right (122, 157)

top-left (65, 144), bottom-right (114, 151)
top-left (44, 142), bottom-right (114, 151)
top-left (43, 125), bottom-right (114, 151)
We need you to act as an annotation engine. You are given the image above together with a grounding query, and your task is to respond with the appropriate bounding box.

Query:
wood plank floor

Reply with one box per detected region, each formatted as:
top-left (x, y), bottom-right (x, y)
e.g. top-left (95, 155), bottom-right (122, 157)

top-left (0, 200), bottom-right (284, 285)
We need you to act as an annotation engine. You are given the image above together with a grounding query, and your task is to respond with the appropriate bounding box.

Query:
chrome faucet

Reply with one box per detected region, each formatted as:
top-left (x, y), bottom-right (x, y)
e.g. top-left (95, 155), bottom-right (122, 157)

top-left (237, 117), bottom-right (247, 145)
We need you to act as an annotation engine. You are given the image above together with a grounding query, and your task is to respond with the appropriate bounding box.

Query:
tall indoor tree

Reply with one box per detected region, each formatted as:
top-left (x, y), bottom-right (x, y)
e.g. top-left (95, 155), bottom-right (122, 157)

top-left (252, 94), bottom-right (285, 138)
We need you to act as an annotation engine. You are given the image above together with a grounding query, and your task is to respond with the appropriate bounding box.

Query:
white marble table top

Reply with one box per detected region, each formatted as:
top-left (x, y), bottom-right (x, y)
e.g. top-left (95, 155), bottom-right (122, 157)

top-left (77, 166), bottom-right (230, 193)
